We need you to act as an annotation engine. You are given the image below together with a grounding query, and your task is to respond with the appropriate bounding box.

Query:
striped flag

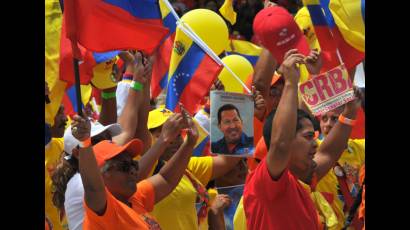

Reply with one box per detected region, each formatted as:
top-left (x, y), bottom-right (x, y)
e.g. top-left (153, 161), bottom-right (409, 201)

top-left (301, 0), bottom-right (364, 70)
top-left (225, 39), bottom-right (262, 66)
top-left (165, 27), bottom-right (222, 114)
top-left (151, 0), bottom-right (178, 99)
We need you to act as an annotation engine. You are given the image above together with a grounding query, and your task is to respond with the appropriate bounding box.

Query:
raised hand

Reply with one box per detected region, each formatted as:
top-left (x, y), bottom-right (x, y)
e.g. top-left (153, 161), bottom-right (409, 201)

top-left (263, 0), bottom-right (277, 8)
top-left (345, 86), bottom-right (364, 113)
top-left (71, 115), bottom-right (91, 142)
top-left (211, 194), bottom-right (232, 213)
top-left (305, 49), bottom-right (323, 75)
top-left (179, 103), bottom-right (198, 146)
top-left (159, 113), bottom-right (188, 144)
top-left (278, 49), bottom-right (305, 85)
top-left (252, 86), bottom-right (266, 120)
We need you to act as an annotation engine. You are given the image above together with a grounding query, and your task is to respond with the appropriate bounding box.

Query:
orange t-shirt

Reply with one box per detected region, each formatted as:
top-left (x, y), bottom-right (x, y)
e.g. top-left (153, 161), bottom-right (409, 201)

top-left (83, 180), bottom-right (160, 230)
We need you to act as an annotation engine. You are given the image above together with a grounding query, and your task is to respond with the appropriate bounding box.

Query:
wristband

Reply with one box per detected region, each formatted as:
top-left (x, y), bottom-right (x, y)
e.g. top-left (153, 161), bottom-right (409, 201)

top-left (79, 138), bottom-right (92, 148)
top-left (338, 114), bottom-right (356, 126)
top-left (124, 72), bottom-right (133, 78)
top-left (101, 91), bottom-right (116, 100)
top-left (130, 80), bottom-right (143, 92)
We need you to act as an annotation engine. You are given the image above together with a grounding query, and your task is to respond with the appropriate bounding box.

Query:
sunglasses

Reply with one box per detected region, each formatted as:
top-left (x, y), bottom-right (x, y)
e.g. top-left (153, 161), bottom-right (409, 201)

top-left (104, 159), bottom-right (139, 173)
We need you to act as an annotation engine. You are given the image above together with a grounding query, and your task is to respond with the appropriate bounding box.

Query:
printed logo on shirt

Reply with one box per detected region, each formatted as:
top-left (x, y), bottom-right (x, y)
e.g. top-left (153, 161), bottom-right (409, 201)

top-left (141, 214), bottom-right (162, 230)
top-left (342, 162), bottom-right (360, 197)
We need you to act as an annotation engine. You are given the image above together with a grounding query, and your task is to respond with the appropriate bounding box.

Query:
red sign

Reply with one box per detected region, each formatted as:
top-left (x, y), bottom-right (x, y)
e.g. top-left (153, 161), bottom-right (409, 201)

top-left (299, 64), bottom-right (354, 116)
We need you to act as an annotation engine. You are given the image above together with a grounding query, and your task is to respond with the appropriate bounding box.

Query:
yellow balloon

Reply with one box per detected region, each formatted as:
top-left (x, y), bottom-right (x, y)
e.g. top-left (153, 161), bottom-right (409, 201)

top-left (218, 55), bottom-right (254, 93)
top-left (180, 9), bottom-right (229, 55)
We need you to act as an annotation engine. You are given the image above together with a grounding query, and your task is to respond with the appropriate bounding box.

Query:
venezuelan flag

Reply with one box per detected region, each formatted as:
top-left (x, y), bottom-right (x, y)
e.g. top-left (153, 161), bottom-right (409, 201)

top-left (60, 16), bottom-right (120, 87)
top-left (302, 0), bottom-right (364, 70)
top-left (192, 120), bottom-right (210, 157)
top-left (63, 0), bottom-right (169, 54)
top-left (329, 0), bottom-right (365, 52)
top-left (297, 3), bottom-right (341, 72)
top-left (225, 39), bottom-right (262, 66)
top-left (151, 0), bottom-right (178, 99)
top-left (165, 28), bottom-right (222, 114)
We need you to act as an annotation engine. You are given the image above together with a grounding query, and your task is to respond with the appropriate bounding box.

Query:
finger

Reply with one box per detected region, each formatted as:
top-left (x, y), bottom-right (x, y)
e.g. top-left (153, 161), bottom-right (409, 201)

top-left (293, 56), bottom-right (306, 63)
top-left (283, 49), bottom-right (300, 60)
top-left (287, 53), bottom-right (305, 60)
top-left (173, 114), bottom-right (183, 123)
top-left (135, 52), bottom-right (143, 67)
top-left (72, 115), bottom-right (84, 122)
top-left (288, 56), bottom-right (305, 65)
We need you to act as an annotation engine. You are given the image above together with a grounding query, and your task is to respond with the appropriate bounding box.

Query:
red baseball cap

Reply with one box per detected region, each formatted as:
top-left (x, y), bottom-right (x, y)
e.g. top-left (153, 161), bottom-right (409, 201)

top-left (92, 139), bottom-right (143, 167)
top-left (253, 6), bottom-right (310, 64)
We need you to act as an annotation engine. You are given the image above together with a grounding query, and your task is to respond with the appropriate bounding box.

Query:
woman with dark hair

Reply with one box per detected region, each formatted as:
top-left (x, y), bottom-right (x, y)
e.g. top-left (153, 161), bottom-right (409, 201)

top-left (52, 122), bottom-right (122, 230)
top-left (70, 105), bottom-right (199, 229)
top-left (52, 51), bottom-right (159, 230)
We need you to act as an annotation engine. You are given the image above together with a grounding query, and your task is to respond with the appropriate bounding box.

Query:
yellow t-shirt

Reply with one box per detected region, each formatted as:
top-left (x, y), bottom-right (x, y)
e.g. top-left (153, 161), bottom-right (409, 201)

top-left (45, 138), bottom-right (68, 230)
top-left (316, 139), bottom-right (365, 230)
top-left (151, 156), bottom-right (214, 230)
top-left (233, 196), bottom-right (247, 230)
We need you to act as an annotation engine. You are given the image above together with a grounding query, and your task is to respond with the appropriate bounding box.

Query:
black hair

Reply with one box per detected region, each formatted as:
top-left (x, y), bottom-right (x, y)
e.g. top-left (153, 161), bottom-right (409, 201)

top-left (217, 104), bottom-right (241, 124)
top-left (263, 109), bottom-right (316, 149)
top-left (51, 155), bottom-right (79, 211)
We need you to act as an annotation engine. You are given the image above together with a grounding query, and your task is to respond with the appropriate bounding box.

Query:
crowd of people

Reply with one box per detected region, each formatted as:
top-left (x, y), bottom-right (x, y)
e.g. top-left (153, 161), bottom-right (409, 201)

top-left (45, 0), bottom-right (365, 229)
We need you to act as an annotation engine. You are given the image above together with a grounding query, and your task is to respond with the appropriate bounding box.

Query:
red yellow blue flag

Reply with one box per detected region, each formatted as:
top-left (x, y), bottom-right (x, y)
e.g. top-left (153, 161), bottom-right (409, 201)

top-left (165, 28), bottom-right (222, 114)
top-left (225, 39), bottom-right (262, 66)
top-left (63, 0), bottom-right (169, 54)
top-left (151, 0), bottom-right (178, 99)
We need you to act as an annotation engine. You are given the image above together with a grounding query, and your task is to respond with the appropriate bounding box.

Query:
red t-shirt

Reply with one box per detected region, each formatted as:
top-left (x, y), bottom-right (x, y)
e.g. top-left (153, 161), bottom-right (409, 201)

top-left (243, 159), bottom-right (320, 230)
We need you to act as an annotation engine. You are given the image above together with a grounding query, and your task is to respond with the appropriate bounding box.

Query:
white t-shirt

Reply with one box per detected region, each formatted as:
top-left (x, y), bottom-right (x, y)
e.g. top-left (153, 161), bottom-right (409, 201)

top-left (64, 173), bottom-right (84, 230)
top-left (116, 80), bottom-right (131, 117)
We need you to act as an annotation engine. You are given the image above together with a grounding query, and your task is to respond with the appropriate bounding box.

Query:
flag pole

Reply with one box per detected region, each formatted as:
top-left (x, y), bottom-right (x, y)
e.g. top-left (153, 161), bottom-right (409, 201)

top-left (178, 24), bottom-right (252, 94)
top-left (73, 58), bottom-right (83, 116)
top-left (161, 0), bottom-right (251, 94)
